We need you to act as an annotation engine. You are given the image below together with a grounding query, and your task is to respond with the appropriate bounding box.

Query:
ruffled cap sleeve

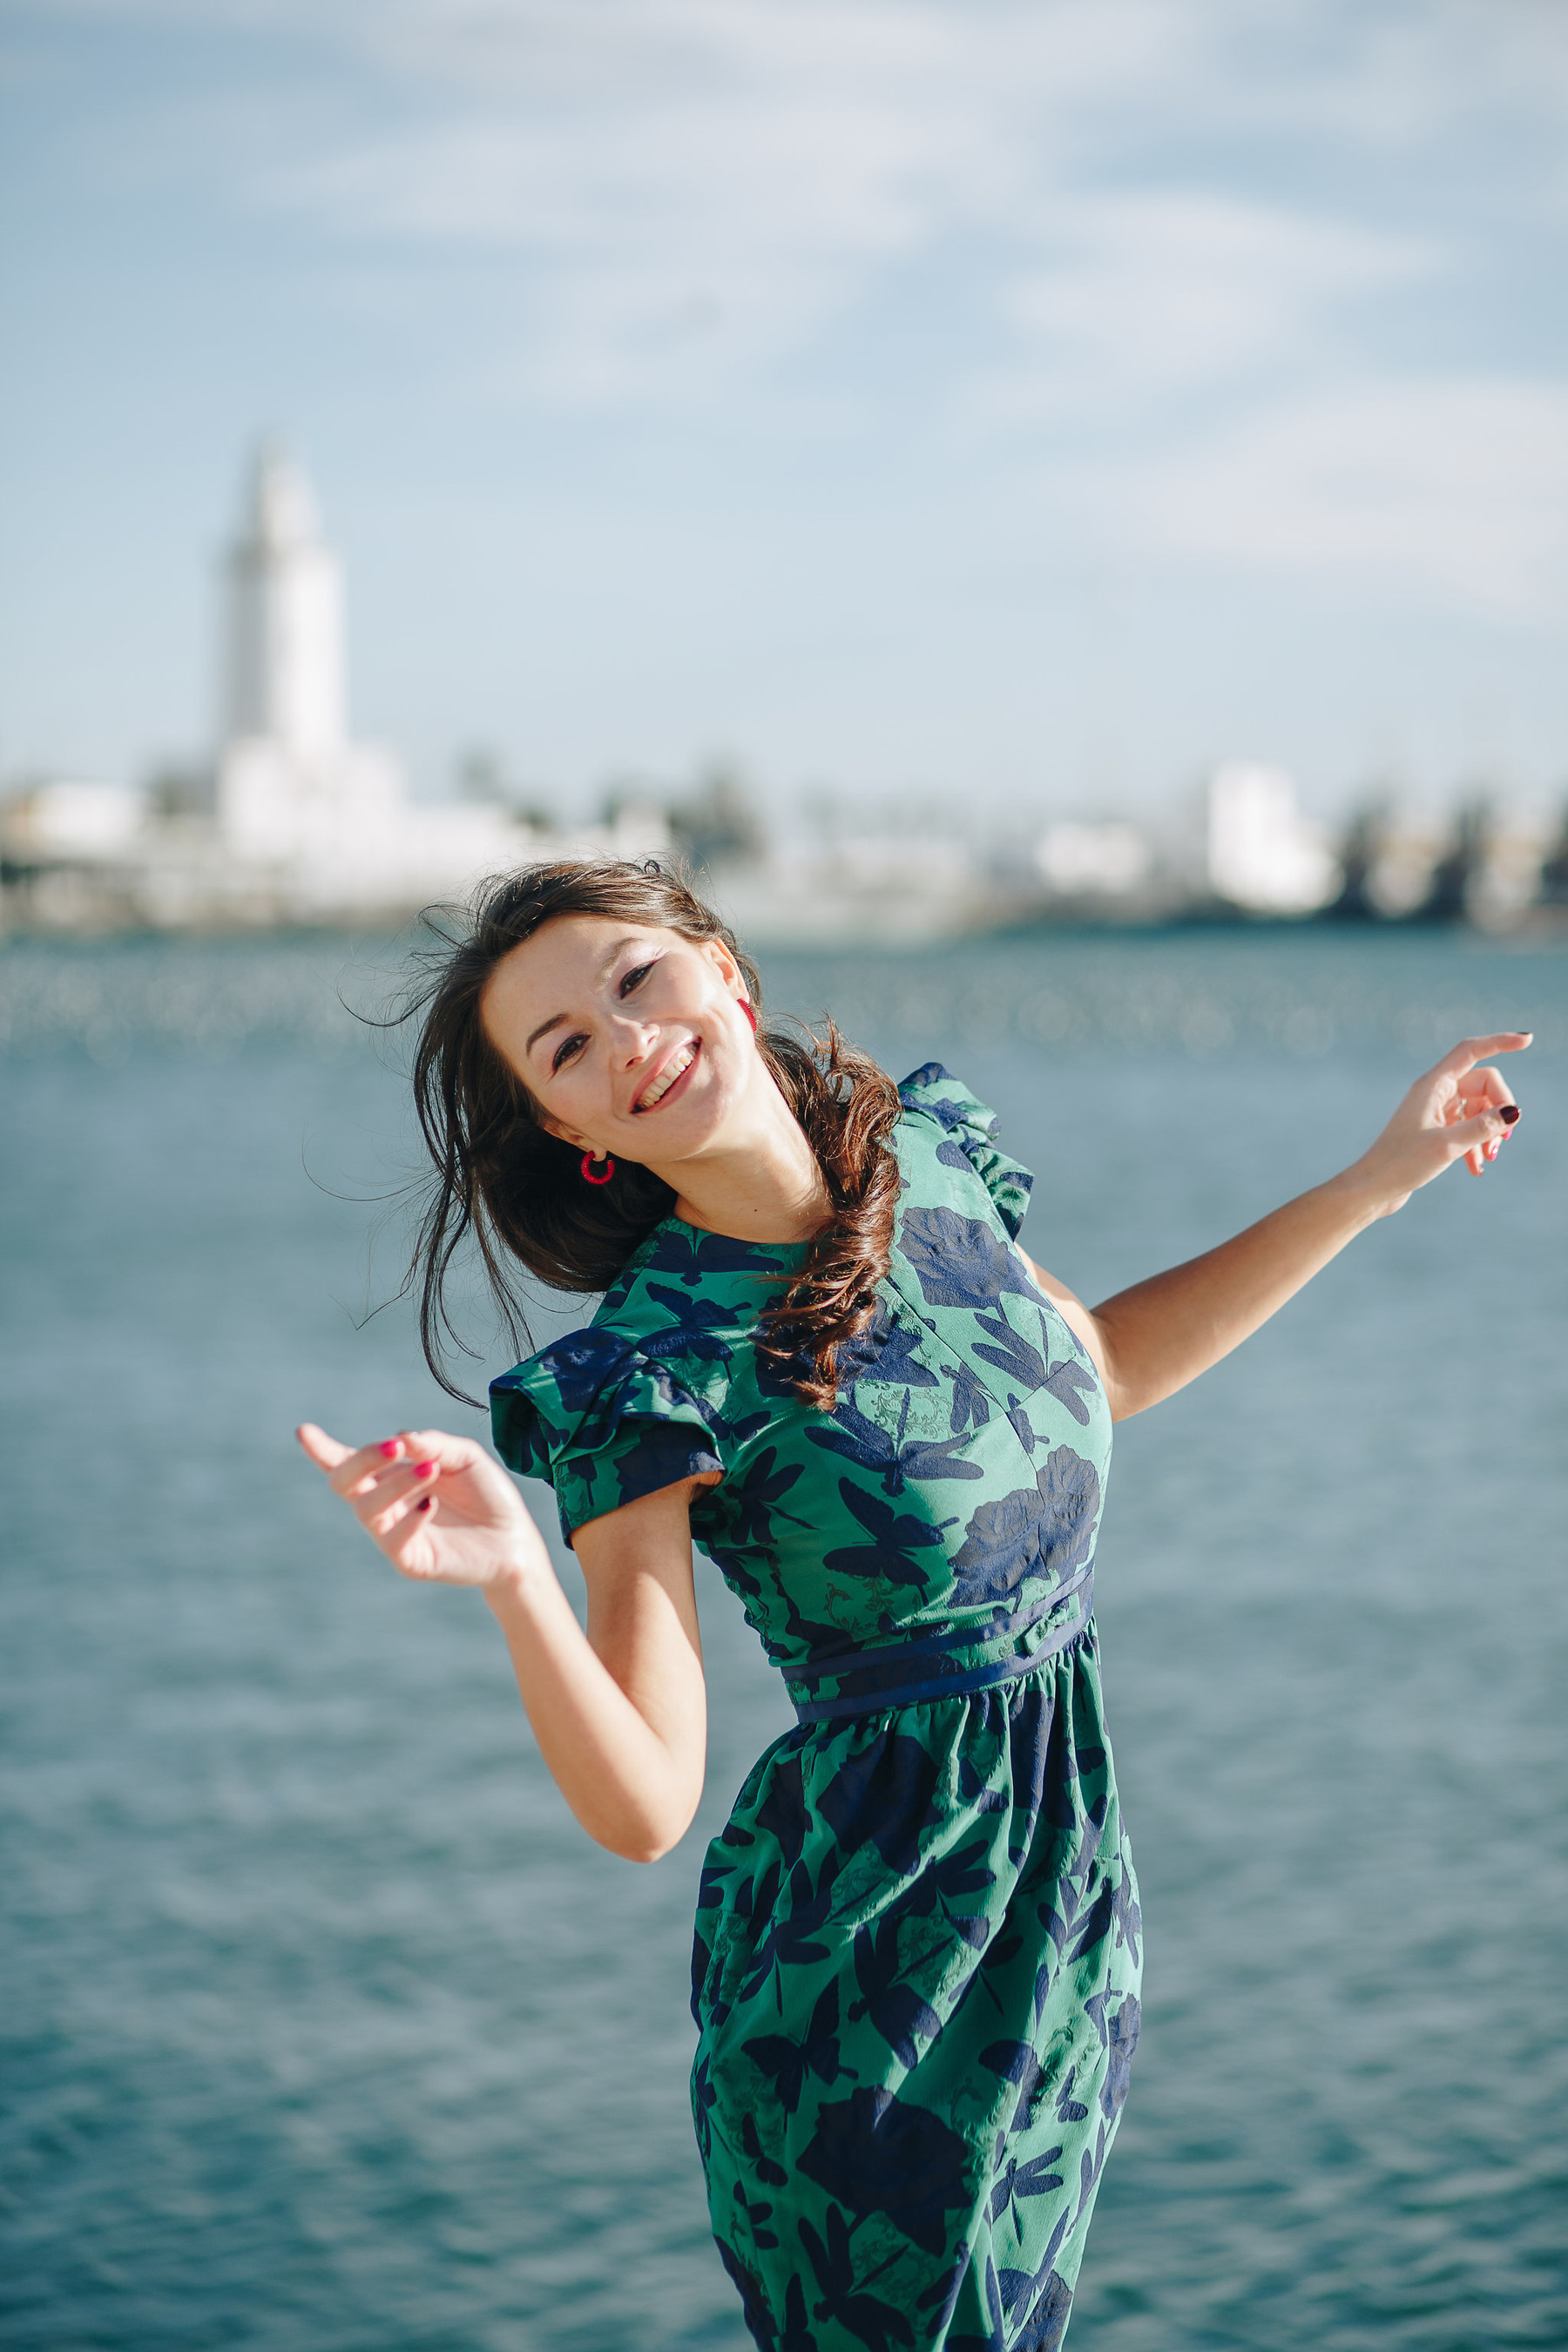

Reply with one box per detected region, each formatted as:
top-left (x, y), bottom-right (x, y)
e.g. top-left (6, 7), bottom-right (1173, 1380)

top-left (896, 1062), bottom-right (1034, 1238)
top-left (490, 1325), bottom-right (724, 1544)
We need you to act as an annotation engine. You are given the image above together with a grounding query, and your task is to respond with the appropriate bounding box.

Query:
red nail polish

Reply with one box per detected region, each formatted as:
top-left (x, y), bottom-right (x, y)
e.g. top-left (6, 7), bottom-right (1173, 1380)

top-left (1500, 1104), bottom-right (1521, 1125)
top-left (379, 1440), bottom-right (401, 1459)
top-left (417, 1496), bottom-right (433, 1512)
top-left (415, 1460), bottom-right (437, 1477)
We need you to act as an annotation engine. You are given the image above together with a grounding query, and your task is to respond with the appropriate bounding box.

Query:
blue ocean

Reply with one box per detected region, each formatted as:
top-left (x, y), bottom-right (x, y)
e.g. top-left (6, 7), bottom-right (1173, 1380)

top-left (3, 923), bottom-right (1565, 2350)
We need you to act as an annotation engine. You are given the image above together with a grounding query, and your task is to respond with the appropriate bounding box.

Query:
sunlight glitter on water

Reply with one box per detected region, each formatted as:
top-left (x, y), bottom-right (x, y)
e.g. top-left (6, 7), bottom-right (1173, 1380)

top-left (3, 927), bottom-right (1564, 2350)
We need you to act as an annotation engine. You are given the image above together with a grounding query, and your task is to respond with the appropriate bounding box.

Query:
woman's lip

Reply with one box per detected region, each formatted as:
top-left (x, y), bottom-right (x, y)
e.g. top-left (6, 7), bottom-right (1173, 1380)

top-left (632, 1037), bottom-right (701, 1113)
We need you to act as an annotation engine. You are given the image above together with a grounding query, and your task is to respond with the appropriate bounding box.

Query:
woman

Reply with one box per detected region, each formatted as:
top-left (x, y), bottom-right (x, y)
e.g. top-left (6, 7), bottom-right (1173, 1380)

top-left (299, 860), bottom-right (1527, 2352)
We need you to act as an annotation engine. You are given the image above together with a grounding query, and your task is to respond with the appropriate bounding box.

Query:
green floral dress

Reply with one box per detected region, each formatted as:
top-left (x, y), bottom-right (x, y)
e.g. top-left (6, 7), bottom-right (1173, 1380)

top-left (491, 1067), bottom-right (1141, 2352)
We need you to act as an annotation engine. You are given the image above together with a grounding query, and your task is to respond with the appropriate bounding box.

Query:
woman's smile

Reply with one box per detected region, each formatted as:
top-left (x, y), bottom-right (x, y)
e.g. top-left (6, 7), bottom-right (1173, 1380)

top-left (633, 1037), bottom-right (700, 1113)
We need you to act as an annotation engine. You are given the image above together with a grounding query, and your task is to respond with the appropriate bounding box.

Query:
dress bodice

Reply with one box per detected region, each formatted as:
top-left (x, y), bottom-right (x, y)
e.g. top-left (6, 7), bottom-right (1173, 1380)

top-left (491, 1068), bottom-right (1113, 1718)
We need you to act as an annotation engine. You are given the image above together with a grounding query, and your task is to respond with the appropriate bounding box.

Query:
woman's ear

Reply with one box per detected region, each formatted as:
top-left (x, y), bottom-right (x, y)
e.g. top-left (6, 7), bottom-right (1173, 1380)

top-left (700, 936), bottom-right (742, 992)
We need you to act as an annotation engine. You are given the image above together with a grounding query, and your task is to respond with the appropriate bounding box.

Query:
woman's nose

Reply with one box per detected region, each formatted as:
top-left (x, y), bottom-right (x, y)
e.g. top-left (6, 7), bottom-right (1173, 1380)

top-left (610, 1010), bottom-right (659, 1061)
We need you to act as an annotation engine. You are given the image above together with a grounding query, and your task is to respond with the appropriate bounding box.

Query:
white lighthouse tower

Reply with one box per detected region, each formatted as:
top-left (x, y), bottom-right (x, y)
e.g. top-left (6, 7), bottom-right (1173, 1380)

top-left (226, 446), bottom-right (345, 757)
top-left (216, 444), bottom-right (402, 860)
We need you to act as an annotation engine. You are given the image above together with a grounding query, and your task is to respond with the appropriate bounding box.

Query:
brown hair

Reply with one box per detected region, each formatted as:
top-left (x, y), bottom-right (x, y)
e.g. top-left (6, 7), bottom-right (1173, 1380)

top-left (398, 858), bottom-right (901, 1409)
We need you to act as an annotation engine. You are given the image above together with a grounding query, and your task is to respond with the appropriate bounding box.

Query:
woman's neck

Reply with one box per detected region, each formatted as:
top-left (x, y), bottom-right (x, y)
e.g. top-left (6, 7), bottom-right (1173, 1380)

top-left (664, 1073), bottom-right (831, 1245)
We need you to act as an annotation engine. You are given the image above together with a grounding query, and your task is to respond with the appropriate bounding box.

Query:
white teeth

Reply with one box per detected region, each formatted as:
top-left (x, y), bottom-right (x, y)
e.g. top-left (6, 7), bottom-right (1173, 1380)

top-left (636, 1041), bottom-right (696, 1111)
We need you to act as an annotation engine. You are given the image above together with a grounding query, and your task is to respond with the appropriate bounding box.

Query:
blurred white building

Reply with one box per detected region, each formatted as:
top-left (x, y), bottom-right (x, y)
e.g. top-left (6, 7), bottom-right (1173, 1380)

top-left (0, 443), bottom-right (674, 929)
top-left (215, 444), bottom-right (400, 858)
top-left (213, 446), bottom-right (537, 909)
top-left (1034, 821), bottom-right (1151, 899)
top-left (2, 779), bottom-right (145, 858)
top-left (1206, 762), bottom-right (1341, 915)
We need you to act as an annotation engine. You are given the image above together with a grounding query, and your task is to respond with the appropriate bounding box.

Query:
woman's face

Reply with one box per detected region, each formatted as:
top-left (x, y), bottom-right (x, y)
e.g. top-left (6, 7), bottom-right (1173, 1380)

top-left (482, 915), bottom-right (758, 1171)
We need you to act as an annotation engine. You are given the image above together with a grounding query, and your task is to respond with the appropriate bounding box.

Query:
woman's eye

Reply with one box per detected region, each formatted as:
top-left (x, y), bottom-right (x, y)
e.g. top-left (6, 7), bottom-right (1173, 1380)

top-left (551, 1032), bottom-right (586, 1072)
top-left (619, 961), bottom-right (655, 997)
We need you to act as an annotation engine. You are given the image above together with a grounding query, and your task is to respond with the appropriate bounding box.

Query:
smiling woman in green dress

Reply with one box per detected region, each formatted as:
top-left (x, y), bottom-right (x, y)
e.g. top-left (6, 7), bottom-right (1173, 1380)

top-left (300, 860), bottom-right (1527, 2352)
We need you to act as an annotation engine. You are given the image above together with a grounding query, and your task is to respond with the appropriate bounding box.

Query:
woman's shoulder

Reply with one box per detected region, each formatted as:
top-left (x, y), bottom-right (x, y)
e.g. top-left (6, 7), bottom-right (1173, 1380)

top-left (488, 1306), bottom-right (728, 1513)
top-left (488, 1291), bottom-right (733, 1531)
top-left (894, 1062), bottom-right (1034, 1239)
top-left (488, 1216), bottom-right (803, 1475)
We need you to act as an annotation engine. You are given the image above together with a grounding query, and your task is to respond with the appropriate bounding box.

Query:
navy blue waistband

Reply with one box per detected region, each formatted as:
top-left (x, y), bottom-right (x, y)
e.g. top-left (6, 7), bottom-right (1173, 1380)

top-left (786, 1570), bottom-right (1094, 1724)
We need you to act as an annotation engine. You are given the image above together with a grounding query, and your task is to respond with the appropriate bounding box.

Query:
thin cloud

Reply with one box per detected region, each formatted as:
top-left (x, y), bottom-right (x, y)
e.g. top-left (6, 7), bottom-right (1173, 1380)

top-left (1101, 376), bottom-right (1568, 619)
top-left (31, 1), bottom-right (1568, 406)
top-left (253, 2), bottom-right (1194, 398)
top-left (227, 0), bottom-right (1566, 413)
top-left (988, 197), bottom-right (1436, 413)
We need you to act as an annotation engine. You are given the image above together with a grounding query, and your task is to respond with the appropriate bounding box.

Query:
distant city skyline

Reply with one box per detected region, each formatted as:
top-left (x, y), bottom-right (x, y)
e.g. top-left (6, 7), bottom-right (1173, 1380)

top-left (2, 0), bottom-right (1566, 823)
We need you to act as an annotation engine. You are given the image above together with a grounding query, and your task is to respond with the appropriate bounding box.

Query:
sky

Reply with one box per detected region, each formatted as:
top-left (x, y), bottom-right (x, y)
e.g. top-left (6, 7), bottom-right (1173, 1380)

top-left (2, 0), bottom-right (1566, 828)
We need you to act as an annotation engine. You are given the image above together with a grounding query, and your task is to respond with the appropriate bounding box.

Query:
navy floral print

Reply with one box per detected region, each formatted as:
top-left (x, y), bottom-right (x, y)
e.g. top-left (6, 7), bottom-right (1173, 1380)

top-left (491, 1069), bottom-right (1140, 2349)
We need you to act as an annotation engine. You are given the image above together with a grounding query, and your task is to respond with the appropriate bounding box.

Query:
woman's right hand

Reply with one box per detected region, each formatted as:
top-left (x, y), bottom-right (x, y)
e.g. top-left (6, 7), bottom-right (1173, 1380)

top-left (300, 1426), bottom-right (707, 1860)
top-left (295, 1423), bottom-right (549, 1592)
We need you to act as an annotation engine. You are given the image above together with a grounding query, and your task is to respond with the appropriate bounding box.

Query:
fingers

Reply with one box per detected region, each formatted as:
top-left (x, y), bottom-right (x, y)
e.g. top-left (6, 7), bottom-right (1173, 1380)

top-left (298, 1424), bottom-right (523, 1571)
top-left (359, 1457), bottom-right (442, 1537)
top-left (1423, 1039), bottom-right (1526, 1179)
top-left (1448, 1102), bottom-right (1518, 1174)
top-left (1436, 1031), bottom-right (1533, 1081)
top-left (296, 1423), bottom-right (352, 1470)
top-left (396, 1429), bottom-right (484, 1473)
top-left (296, 1425), bottom-right (466, 1504)
top-left (296, 1423), bottom-right (445, 1574)
top-left (1448, 1065), bottom-right (1515, 1174)
top-left (296, 1425), bottom-right (399, 1493)
top-left (1449, 1062), bottom-right (1517, 1117)
top-left (324, 1437), bottom-right (412, 1499)
top-left (309, 1439), bottom-right (442, 1535)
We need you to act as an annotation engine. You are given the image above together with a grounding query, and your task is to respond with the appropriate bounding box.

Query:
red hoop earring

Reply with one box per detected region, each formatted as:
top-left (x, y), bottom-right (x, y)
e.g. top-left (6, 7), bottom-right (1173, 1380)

top-left (740, 999), bottom-right (758, 1033)
top-left (581, 1152), bottom-right (615, 1185)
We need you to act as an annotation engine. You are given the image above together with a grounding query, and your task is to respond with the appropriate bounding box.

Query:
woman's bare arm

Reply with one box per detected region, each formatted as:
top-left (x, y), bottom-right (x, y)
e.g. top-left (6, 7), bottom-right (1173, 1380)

top-left (1024, 1032), bottom-right (1530, 1423)
top-left (488, 1480), bottom-right (709, 1862)
top-left (297, 1423), bottom-right (709, 1862)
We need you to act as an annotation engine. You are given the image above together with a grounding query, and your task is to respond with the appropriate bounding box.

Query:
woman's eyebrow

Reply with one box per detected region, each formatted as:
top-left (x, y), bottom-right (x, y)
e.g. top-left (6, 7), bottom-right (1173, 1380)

top-left (525, 1011), bottom-right (569, 1056)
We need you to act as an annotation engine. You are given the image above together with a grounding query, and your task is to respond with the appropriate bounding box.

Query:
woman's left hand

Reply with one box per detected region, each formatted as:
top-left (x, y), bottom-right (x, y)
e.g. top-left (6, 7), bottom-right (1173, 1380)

top-left (1063, 1029), bottom-right (1531, 1420)
top-left (1349, 1032), bottom-right (1531, 1214)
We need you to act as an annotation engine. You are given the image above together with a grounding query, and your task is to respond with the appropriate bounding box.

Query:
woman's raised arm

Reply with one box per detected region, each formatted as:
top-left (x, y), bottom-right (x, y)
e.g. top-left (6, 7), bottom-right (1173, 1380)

top-left (297, 1424), bottom-right (709, 1862)
top-left (1025, 1031), bottom-right (1531, 1424)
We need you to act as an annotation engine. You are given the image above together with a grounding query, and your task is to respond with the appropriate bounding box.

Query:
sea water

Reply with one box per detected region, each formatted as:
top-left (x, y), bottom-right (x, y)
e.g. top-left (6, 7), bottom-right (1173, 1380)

top-left (2, 925), bottom-right (1565, 2350)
